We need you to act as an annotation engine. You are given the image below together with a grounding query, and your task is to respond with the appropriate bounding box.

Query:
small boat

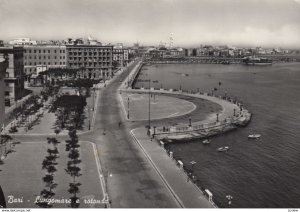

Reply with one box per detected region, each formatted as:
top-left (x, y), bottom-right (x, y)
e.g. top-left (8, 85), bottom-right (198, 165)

top-left (248, 134), bottom-right (261, 139)
top-left (202, 139), bottom-right (211, 144)
top-left (217, 146), bottom-right (229, 152)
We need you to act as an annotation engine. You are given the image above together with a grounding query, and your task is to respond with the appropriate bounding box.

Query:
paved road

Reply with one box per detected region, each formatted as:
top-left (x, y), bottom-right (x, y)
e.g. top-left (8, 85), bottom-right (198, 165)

top-left (80, 61), bottom-right (180, 208)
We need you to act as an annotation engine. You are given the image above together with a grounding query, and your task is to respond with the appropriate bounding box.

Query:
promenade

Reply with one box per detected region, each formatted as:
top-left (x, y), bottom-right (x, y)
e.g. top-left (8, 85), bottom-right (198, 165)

top-left (131, 128), bottom-right (215, 208)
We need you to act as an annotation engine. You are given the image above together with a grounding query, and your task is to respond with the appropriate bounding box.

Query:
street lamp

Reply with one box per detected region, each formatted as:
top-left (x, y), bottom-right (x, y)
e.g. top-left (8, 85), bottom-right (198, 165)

top-left (139, 79), bottom-right (158, 134)
top-left (88, 106), bottom-right (91, 130)
top-left (127, 97), bottom-right (130, 120)
top-left (93, 86), bottom-right (96, 111)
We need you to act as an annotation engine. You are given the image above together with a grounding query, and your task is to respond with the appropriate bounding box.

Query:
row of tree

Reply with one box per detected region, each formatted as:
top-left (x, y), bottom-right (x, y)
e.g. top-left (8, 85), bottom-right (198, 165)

top-left (38, 129), bottom-right (82, 208)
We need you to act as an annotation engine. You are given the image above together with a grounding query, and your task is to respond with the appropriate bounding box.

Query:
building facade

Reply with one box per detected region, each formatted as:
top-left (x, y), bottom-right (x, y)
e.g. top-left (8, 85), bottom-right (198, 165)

top-left (0, 54), bottom-right (8, 130)
top-left (0, 46), bottom-right (25, 106)
top-left (113, 48), bottom-right (129, 67)
top-left (23, 45), bottom-right (67, 78)
top-left (66, 45), bottom-right (113, 79)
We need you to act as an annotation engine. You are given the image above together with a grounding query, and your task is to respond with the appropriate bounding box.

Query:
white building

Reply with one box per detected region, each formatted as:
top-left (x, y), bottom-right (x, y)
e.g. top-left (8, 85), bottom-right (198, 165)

top-left (9, 38), bottom-right (37, 46)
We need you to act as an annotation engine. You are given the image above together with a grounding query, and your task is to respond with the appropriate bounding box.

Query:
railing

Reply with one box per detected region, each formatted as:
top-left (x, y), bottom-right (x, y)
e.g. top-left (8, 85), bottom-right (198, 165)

top-left (155, 118), bottom-right (235, 136)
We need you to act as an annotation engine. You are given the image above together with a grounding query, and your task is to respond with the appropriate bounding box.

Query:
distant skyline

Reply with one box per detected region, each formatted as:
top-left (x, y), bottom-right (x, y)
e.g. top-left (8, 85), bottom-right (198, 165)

top-left (1, 0), bottom-right (300, 48)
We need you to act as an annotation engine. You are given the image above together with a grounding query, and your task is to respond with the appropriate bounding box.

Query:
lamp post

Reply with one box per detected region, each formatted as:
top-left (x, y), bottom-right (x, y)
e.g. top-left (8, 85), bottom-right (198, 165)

top-left (127, 97), bottom-right (130, 120)
top-left (148, 79), bottom-right (150, 131)
top-left (88, 106), bottom-right (91, 130)
top-left (93, 86), bottom-right (95, 111)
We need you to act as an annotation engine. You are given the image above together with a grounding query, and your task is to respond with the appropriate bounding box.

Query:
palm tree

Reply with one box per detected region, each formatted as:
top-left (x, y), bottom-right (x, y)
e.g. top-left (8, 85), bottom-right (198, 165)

top-left (65, 129), bottom-right (81, 208)
top-left (0, 135), bottom-right (13, 156)
top-left (37, 137), bottom-right (60, 208)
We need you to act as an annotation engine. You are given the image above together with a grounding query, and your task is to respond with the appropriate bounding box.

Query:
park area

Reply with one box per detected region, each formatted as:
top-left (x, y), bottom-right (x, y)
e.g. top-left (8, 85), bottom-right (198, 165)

top-left (0, 140), bottom-right (105, 208)
top-left (4, 87), bottom-right (96, 135)
top-left (120, 92), bottom-right (196, 121)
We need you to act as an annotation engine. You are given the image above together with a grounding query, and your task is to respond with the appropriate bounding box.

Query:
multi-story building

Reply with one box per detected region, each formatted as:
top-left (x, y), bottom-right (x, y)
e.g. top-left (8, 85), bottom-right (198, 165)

top-left (0, 46), bottom-right (25, 106)
top-left (113, 48), bottom-right (129, 67)
top-left (66, 45), bottom-right (113, 79)
top-left (23, 45), bottom-right (67, 78)
top-left (0, 54), bottom-right (8, 130)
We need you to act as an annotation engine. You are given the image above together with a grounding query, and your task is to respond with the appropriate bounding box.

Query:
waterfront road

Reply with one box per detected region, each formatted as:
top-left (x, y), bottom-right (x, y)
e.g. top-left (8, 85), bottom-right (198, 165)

top-left (9, 60), bottom-right (214, 208)
top-left (80, 61), bottom-right (180, 208)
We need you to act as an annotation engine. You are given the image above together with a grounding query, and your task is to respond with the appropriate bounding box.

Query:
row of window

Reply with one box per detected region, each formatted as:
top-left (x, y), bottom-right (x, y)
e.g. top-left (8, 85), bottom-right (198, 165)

top-left (69, 57), bottom-right (111, 61)
top-left (69, 62), bottom-right (111, 67)
top-left (25, 61), bottom-right (66, 66)
top-left (69, 52), bottom-right (111, 56)
top-left (24, 55), bottom-right (66, 60)
top-left (68, 49), bottom-right (112, 52)
top-left (25, 49), bottom-right (66, 54)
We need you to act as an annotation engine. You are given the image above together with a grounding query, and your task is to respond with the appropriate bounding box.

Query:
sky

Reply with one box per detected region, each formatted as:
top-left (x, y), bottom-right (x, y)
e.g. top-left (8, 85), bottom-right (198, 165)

top-left (0, 0), bottom-right (300, 48)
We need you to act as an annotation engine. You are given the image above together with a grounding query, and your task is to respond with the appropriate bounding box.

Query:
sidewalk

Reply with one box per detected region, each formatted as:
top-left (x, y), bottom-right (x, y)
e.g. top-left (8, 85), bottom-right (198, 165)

top-left (131, 127), bottom-right (215, 208)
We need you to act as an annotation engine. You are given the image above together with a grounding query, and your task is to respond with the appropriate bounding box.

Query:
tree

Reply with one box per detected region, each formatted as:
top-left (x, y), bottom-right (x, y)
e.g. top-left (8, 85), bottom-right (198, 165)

top-left (218, 81), bottom-right (222, 93)
top-left (0, 135), bottom-right (13, 156)
top-left (65, 129), bottom-right (81, 208)
top-left (36, 137), bottom-right (60, 208)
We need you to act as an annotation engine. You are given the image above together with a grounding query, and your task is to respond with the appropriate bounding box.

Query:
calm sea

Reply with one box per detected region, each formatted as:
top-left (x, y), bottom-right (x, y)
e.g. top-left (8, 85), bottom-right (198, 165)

top-left (134, 62), bottom-right (300, 208)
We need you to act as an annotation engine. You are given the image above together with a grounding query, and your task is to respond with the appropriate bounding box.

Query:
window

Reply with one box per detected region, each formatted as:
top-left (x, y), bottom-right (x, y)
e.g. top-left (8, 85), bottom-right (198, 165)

top-left (24, 56), bottom-right (27, 60)
top-left (39, 56), bottom-right (41, 60)
top-left (34, 62), bottom-right (36, 65)
top-left (29, 62), bottom-right (31, 65)
top-left (48, 50), bottom-right (50, 53)
top-left (48, 62), bottom-right (50, 65)
top-left (39, 50), bottom-right (41, 53)
top-left (54, 56), bottom-right (56, 59)
top-left (24, 62), bottom-right (26, 65)
top-left (43, 50), bottom-right (45, 53)
top-left (54, 50), bottom-right (56, 53)
top-left (34, 50), bottom-right (36, 53)
top-left (29, 50), bottom-right (31, 53)
top-left (48, 56), bottom-right (50, 59)
top-left (5, 91), bottom-right (9, 96)
top-left (44, 56), bottom-right (46, 59)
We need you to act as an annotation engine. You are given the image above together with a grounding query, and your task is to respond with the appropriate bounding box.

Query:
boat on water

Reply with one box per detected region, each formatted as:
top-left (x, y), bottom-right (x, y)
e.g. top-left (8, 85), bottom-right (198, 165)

top-left (248, 134), bottom-right (261, 139)
top-left (242, 57), bottom-right (272, 65)
top-left (202, 139), bottom-right (211, 144)
top-left (217, 146), bottom-right (229, 152)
